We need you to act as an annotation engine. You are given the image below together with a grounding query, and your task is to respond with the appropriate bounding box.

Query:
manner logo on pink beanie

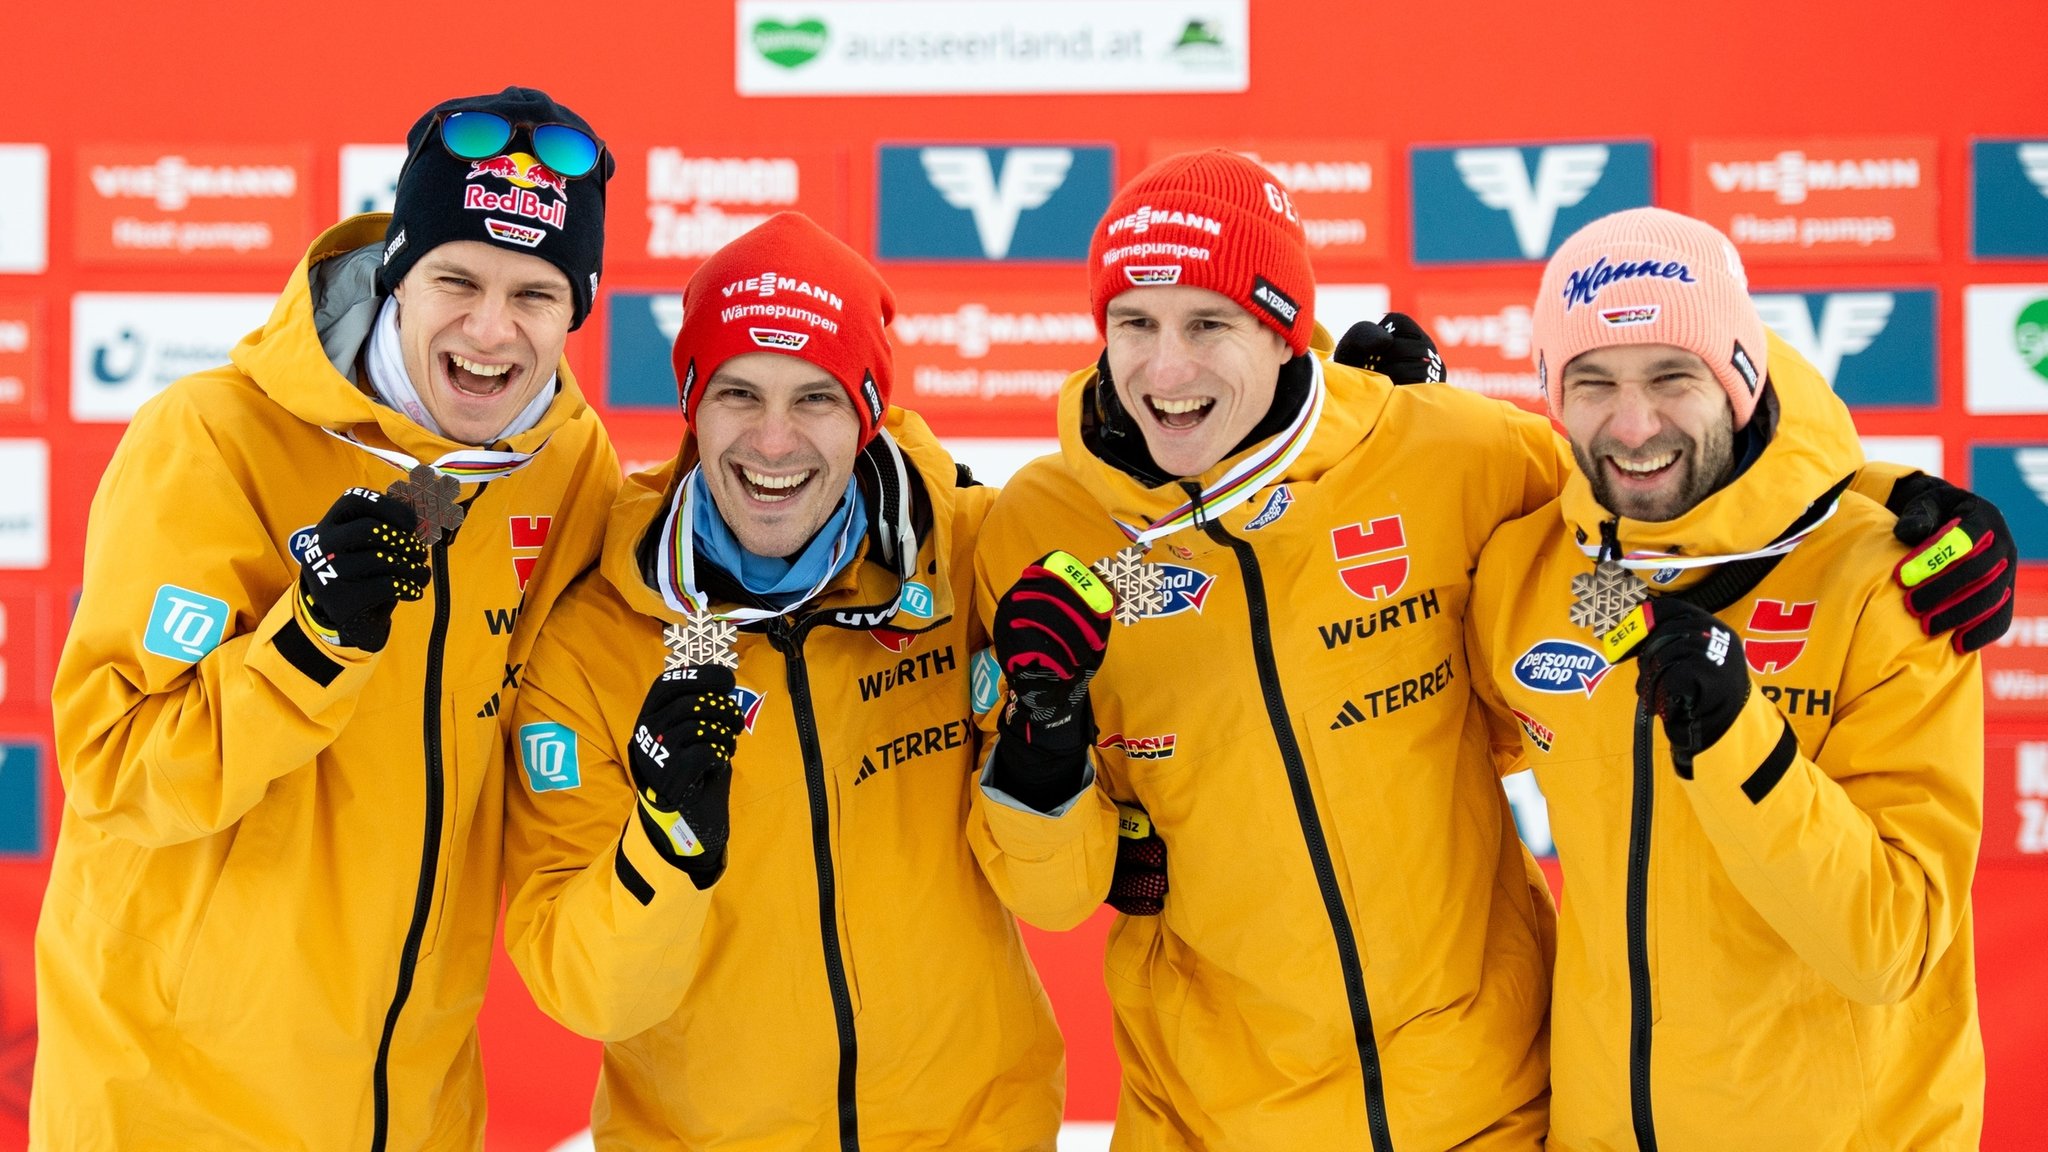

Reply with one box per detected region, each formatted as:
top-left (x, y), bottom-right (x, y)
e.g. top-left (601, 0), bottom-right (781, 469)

top-left (672, 211), bottom-right (896, 444)
top-left (1531, 206), bottom-right (1770, 429)
top-left (1088, 149), bottom-right (1316, 355)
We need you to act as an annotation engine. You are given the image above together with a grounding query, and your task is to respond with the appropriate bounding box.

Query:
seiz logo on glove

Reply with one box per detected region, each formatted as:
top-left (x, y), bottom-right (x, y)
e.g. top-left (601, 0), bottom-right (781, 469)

top-left (1887, 471), bottom-right (2016, 654)
top-left (1626, 598), bottom-right (1753, 778)
top-left (994, 551), bottom-right (1115, 753)
top-left (295, 488), bottom-right (432, 652)
top-left (1106, 802), bottom-right (1169, 916)
top-left (629, 664), bottom-right (745, 886)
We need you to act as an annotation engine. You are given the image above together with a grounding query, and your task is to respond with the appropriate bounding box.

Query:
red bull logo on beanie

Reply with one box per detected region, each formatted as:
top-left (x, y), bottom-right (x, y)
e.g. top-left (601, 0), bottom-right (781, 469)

top-left (1514, 639), bottom-right (1613, 696)
top-left (1561, 255), bottom-right (1696, 311)
top-left (464, 152), bottom-right (568, 230)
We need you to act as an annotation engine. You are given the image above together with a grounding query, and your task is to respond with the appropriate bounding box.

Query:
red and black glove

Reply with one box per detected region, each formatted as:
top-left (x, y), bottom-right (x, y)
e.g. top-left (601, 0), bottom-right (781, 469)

top-left (989, 551), bottom-right (1115, 812)
top-left (1888, 472), bottom-right (2016, 653)
top-left (1106, 804), bottom-right (1168, 916)
top-left (1332, 312), bottom-right (1446, 385)
top-left (629, 664), bottom-right (744, 888)
top-left (1629, 598), bottom-right (1752, 778)
top-left (293, 488), bottom-right (430, 652)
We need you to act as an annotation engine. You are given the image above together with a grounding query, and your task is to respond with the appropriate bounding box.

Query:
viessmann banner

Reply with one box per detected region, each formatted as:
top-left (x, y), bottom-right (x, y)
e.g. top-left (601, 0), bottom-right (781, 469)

top-left (735, 0), bottom-right (1249, 95)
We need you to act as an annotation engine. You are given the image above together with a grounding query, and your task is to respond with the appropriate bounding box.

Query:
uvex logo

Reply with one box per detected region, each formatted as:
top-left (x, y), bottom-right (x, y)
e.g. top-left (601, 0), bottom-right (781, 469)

top-left (1745, 599), bottom-right (1816, 673)
top-left (1332, 516), bottom-right (1408, 601)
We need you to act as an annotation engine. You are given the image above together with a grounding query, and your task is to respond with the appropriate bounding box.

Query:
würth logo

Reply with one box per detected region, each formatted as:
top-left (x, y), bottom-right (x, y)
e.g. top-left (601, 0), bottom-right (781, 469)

top-left (1744, 599), bottom-right (1816, 673)
top-left (1332, 516), bottom-right (1409, 601)
top-left (510, 516), bottom-right (553, 590)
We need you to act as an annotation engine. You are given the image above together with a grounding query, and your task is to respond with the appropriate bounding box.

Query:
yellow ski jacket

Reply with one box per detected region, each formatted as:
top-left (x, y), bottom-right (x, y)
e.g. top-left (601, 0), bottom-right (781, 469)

top-left (1467, 335), bottom-right (1984, 1150)
top-left (502, 408), bottom-right (1063, 1150)
top-left (968, 354), bottom-right (1567, 1150)
top-left (35, 216), bottom-right (618, 1150)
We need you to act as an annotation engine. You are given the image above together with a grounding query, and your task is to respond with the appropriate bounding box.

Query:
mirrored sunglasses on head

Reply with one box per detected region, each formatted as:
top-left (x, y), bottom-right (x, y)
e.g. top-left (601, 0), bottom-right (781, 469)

top-left (435, 111), bottom-right (604, 180)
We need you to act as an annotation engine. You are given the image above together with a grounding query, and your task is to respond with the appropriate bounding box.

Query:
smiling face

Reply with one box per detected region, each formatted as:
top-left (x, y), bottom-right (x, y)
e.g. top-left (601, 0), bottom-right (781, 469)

top-left (1560, 343), bottom-right (1738, 522)
top-left (1103, 285), bottom-right (1293, 478)
top-left (389, 240), bottom-right (572, 445)
top-left (692, 351), bottom-right (864, 559)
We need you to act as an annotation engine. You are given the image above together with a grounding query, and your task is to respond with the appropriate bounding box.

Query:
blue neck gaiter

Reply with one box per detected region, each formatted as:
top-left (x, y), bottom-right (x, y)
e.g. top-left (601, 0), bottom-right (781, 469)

top-left (689, 466), bottom-right (867, 610)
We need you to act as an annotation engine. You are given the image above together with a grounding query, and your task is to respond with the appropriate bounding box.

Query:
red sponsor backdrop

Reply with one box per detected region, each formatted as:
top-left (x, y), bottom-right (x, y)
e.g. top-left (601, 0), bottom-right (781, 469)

top-left (1691, 136), bottom-right (1941, 262)
top-left (1, 1), bottom-right (2045, 1148)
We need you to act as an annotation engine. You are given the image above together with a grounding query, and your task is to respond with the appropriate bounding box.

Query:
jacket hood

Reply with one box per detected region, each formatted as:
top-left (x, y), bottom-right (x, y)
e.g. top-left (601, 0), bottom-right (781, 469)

top-left (229, 213), bottom-right (591, 463)
top-left (1058, 351), bottom-right (1394, 535)
top-left (1560, 330), bottom-right (1865, 590)
top-left (601, 405), bottom-right (963, 632)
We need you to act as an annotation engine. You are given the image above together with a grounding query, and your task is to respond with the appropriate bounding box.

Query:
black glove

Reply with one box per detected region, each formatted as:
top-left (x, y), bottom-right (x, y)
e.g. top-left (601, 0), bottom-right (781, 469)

top-left (1105, 803), bottom-right (1167, 916)
top-left (293, 488), bottom-right (430, 652)
top-left (629, 664), bottom-right (744, 887)
top-left (1629, 598), bottom-right (1752, 778)
top-left (989, 551), bottom-right (1115, 812)
top-left (1887, 472), bottom-right (2016, 654)
top-left (1332, 312), bottom-right (1446, 384)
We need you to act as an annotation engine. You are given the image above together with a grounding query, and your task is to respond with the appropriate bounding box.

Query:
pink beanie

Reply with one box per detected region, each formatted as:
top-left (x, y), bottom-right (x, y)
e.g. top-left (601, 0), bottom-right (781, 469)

top-left (1531, 207), bottom-right (1769, 429)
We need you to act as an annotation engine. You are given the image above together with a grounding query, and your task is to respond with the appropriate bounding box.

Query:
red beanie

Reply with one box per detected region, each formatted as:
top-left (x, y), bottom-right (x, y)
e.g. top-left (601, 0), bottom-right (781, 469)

top-left (1089, 149), bottom-right (1315, 355)
top-left (673, 212), bottom-right (896, 444)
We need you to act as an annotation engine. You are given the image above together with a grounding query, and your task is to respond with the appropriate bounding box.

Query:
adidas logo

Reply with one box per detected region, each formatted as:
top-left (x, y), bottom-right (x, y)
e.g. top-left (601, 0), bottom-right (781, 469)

top-left (477, 693), bottom-right (501, 719)
top-left (1330, 700), bottom-right (1367, 729)
top-left (854, 755), bottom-right (879, 785)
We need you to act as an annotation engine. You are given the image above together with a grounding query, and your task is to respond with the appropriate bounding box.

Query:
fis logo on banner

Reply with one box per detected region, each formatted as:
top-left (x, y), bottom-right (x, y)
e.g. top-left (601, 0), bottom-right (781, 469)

top-left (877, 145), bottom-right (1114, 261)
top-left (1971, 140), bottom-right (2048, 258)
top-left (1751, 290), bottom-right (1935, 407)
top-left (1964, 284), bottom-right (2048, 415)
top-left (1970, 446), bottom-right (2048, 561)
top-left (518, 722), bottom-right (581, 792)
top-left (1412, 142), bottom-right (1652, 265)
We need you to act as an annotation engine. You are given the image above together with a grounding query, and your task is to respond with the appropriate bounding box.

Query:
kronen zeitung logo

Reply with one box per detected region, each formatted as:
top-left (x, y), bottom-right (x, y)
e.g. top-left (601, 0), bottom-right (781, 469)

top-left (647, 149), bottom-right (801, 259)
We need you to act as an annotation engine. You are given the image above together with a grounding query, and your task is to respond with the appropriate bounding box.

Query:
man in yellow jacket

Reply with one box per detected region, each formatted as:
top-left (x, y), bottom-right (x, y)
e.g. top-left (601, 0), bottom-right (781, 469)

top-left (965, 152), bottom-right (2013, 1151)
top-left (1467, 207), bottom-right (1984, 1149)
top-left (35, 88), bottom-right (619, 1149)
top-left (500, 212), bottom-right (1063, 1149)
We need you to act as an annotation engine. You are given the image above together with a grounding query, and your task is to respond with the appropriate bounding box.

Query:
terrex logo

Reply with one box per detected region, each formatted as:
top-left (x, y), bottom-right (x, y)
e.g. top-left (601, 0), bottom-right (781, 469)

top-left (1412, 142), bottom-right (1651, 264)
top-left (88, 157), bottom-right (297, 210)
top-left (1751, 293), bottom-right (1894, 383)
top-left (1097, 732), bottom-right (1178, 760)
top-left (1513, 640), bottom-right (1612, 696)
top-left (891, 304), bottom-right (1095, 359)
top-left (1744, 599), bottom-right (1816, 674)
top-left (1332, 517), bottom-right (1409, 601)
top-left (1706, 151), bottom-right (1922, 205)
top-left (877, 145), bottom-right (1112, 262)
top-left (509, 516), bottom-right (551, 591)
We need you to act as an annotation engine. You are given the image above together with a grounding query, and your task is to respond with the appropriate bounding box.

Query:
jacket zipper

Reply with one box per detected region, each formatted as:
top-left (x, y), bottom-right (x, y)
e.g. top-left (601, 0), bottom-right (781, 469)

top-left (370, 527), bottom-right (456, 1152)
top-left (1203, 518), bottom-right (1394, 1152)
top-left (1626, 698), bottom-right (1659, 1152)
top-left (770, 618), bottom-right (862, 1151)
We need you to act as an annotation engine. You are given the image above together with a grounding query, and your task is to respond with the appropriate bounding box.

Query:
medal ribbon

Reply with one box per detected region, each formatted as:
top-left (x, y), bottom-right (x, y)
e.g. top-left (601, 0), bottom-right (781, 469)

top-left (1578, 498), bottom-right (1841, 572)
top-left (1114, 354), bottom-right (1327, 549)
top-left (656, 463), bottom-right (863, 623)
top-left (324, 428), bottom-right (547, 484)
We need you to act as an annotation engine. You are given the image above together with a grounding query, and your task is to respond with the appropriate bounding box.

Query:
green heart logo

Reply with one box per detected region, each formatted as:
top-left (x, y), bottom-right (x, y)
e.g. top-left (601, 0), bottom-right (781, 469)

top-left (753, 19), bottom-right (828, 69)
top-left (2016, 298), bottom-right (2048, 382)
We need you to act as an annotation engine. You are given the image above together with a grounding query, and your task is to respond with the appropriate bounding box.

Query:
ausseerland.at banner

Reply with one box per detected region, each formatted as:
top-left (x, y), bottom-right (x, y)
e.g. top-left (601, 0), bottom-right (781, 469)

top-left (736, 0), bottom-right (1248, 95)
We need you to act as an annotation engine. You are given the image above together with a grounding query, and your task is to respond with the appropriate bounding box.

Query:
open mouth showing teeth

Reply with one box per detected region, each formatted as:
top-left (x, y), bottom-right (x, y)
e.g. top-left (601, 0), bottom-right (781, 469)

top-left (736, 465), bottom-right (813, 503)
top-left (1147, 395), bottom-right (1215, 430)
top-left (1609, 451), bottom-right (1679, 480)
top-left (446, 352), bottom-right (514, 396)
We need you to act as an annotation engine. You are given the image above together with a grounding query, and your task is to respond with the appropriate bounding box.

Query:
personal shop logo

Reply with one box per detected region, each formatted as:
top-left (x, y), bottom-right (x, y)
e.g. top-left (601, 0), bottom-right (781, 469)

top-left (1411, 141), bottom-right (1652, 265)
top-left (876, 145), bottom-right (1113, 261)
